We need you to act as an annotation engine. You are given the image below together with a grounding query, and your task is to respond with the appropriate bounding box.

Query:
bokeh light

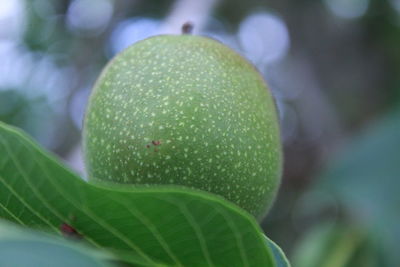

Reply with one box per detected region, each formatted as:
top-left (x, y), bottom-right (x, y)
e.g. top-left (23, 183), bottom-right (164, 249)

top-left (0, 0), bottom-right (25, 40)
top-left (69, 87), bottom-right (91, 130)
top-left (238, 12), bottom-right (290, 65)
top-left (323, 0), bottom-right (370, 19)
top-left (66, 0), bottom-right (114, 35)
top-left (390, 0), bottom-right (400, 13)
top-left (109, 17), bottom-right (161, 55)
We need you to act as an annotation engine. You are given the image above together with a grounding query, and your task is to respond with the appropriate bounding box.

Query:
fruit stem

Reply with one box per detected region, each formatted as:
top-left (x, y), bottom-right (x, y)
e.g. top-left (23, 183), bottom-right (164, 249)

top-left (181, 22), bottom-right (194, 35)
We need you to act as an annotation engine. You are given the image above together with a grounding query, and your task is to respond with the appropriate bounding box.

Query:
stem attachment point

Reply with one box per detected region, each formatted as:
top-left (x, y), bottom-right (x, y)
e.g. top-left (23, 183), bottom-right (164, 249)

top-left (182, 22), bottom-right (194, 35)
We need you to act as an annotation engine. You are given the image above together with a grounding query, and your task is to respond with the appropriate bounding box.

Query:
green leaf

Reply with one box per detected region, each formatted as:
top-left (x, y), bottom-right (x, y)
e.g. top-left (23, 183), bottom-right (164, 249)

top-left (265, 236), bottom-right (291, 267)
top-left (0, 220), bottom-right (114, 267)
top-left (0, 121), bottom-right (283, 267)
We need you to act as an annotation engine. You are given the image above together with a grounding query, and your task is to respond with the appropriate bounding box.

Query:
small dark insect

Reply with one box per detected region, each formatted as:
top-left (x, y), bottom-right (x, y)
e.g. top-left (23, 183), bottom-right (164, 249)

top-left (152, 140), bottom-right (161, 146)
top-left (60, 223), bottom-right (82, 239)
top-left (146, 144), bottom-right (150, 148)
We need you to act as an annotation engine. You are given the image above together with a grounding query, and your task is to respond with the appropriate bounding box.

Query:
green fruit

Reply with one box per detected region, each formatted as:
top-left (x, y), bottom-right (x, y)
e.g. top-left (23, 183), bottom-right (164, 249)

top-left (83, 34), bottom-right (282, 219)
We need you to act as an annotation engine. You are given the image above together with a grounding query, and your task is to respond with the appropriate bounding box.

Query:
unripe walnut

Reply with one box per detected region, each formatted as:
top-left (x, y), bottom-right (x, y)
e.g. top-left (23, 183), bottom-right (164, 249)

top-left (83, 34), bottom-right (282, 219)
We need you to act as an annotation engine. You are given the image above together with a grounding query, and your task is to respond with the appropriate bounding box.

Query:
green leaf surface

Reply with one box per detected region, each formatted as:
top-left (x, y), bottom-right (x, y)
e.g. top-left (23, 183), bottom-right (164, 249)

top-left (0, 220), bottom-right (113, 267)
top-left (265, 236), bottom-right (291, 267)
top-left (0, 122), bottom-right (282, 267)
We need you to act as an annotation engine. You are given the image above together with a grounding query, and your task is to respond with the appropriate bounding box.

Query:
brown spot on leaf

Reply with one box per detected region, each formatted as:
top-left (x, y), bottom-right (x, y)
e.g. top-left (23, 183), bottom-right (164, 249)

top-left (152, 140), bottom-right (161, 146)
top-left (60, 223), bottom-right (82, 239)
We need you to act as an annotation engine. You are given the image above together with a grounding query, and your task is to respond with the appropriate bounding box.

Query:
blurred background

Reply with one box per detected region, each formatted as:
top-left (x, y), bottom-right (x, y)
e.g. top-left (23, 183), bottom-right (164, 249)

top-left (0, 0), bottom-right (399, 266)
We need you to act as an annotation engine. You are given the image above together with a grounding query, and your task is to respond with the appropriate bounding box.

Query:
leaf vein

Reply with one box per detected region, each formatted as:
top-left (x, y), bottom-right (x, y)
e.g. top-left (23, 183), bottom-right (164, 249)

top-left (0, 196), bottom-right (27, 226)
top-left (19, 141), bottom-right (158, 266)
top-left (108, 194), bottom-right (184, 267)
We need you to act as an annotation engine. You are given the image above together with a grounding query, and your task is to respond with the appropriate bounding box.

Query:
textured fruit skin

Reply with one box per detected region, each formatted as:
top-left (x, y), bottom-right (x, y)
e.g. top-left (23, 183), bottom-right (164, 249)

top-left (83, 35), bottom-right (282, 219)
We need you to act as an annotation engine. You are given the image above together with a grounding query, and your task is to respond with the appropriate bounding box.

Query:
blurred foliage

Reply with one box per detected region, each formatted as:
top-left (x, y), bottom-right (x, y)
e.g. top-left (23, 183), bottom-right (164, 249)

top-left (294, 109), bottom-right (400, 267)
top-left (292, 222), bottom-right (386, 267)
top-left (363, 0), bottom-right (400, 106)
top-left (23, 0), bottom-right (70, 53)
top-left (0, 89), bottom-right (55, 147)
